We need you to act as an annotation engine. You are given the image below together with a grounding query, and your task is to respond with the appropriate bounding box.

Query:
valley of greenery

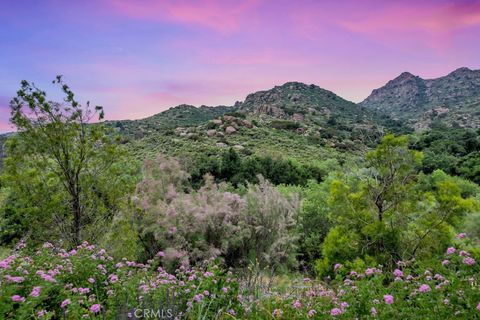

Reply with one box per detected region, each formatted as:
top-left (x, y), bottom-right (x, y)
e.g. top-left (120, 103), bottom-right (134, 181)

top-left (0, 72), bottom-right (479, 319)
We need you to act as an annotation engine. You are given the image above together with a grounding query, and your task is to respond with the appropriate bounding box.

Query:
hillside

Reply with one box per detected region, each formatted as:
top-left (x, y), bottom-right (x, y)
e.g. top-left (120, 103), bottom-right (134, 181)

top-left (360, 67), bottom-right (480, 130)
top-left (107, 104), bottom-right (231, 139)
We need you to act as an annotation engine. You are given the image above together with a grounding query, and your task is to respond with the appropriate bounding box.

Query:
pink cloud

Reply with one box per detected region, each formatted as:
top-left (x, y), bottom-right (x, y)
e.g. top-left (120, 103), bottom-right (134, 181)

top-left (335, 1), bottom-right (480, 50)
top-left (107, 0), bottom-right (260, 34)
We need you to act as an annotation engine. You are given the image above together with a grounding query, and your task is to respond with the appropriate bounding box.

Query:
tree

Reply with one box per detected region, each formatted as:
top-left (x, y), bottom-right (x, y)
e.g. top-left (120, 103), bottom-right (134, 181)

top-left (1, 76), bottom-right (136, 245)
top-left (314, 135), bottom-right (478, 276)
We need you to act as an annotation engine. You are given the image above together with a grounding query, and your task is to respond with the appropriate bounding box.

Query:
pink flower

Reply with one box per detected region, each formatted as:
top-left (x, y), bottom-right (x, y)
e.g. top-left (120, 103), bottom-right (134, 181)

top-left (88, 278), bottom-right (95, 284)
top-left (293, 300), bottom-right (302, 308)
top-left (446, 247), bottom-right (456, 255)
top-left (393, 269), bottom-right (403, 278)
top-left (61, 299), bottom-right (71, 308)
top-left (30, 286), bottom-right (41, 297)
top-left (5, 275), bottom-right (24, 283)
top-left (340, 302), bottom-right (349, 309)
top-left (157, 251), bottom-right (165, 257)
top-left (79, 287), bottom-right (90, 295)
top-left (41, 274), bottom-right (56, 283)
top-left (11, 295), bottom-right (25, 302)
top-left (37, 310), bottom-right (47, 317)
top-left (456, 233), bottom-right (466, 239)
top-left (443, 299), bottom-right (449, 305)
top-left (463, 257), bottom-right (476, 266)
top-left (90, 304), bottom-right (101, 313)
top-left (307, 309), bottom-right (317, 318)
top-left (330, 308), bottom-right (343, 316)
top-left (459, 250), bottom-right (469, 257)
top-left (371, 307), bottom-right (377, 316)
top-left (334, 263), bottom-right (342, 271)
top-left (418, 284), bottom-right (431, 293)
top-left (477, 303), bottom-right (480, 311)
top-left (273, 309), bottom-right (282, 318)
top-left (222, 287), bottom-right (228, 293)
top-left (384, 294), bottom-right (394, 305)
top-left (442, 260), bottom-right (450, 266)
top-left (108, 274), bottom-right (119, 283)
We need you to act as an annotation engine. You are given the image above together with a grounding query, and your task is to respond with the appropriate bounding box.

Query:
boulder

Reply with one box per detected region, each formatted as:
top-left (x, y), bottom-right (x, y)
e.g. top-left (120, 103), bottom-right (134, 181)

top-left (225, 126), bottom-right (237, 134)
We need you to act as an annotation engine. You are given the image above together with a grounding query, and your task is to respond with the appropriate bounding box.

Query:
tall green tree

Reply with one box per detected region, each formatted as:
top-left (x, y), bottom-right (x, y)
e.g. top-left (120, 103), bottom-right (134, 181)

top-left (1, 77), bottom-right (136, 245)
top-left (314, 135), bottom-right (478, 276)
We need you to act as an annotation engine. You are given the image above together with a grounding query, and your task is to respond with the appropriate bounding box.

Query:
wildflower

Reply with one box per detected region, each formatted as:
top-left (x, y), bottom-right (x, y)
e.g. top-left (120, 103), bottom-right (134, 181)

top-left (459, 250), bottom-right (469, 257)
top-left (88, 278), bottom-right (95, 284)
top-left (90, 304), bottom-right (101, 313)
top-left (330, 308), bottom-right (343, 316)
top-left (371, 307), bottom-right (377, 316)
top-left (30, 286), bottom-right (41, 297)
top-left (107, 290), bottom-right (114, 296)
top-left (5, 275), bottom-right (24, 283)
top-left (61, 299), bottom-right (71, 308)
top-left (157, 251), bottom-right (165, 257)
top-left (334, 263), bottom-right (342, 271)
top-left (203, 290), bottom-right (210, 296)
top-left (307, 309), bottom-right (317, 318)
top-left (193, 294), bottom-right (204, 302)
top-left (384, 294), bottom-right (394, 305)
top-left (79, 287), bottom-right (90, 295)
top-left (463, 257), bottom-right (476, 266)
top-left (393, 269), bottom-right (403, 278)
top-left (109, 274), bottom-right (119, 283)
top-left (418, 284), bottom-right (431, 293)
top-left (442, 260), bottom-right (450, 266)
top-left (303, 277), bottom-right (311, 283)
top-left (11, 295), bottom-right (25, 302)
top-left (456, 233), bottom-right (466, 239)
top-left (293, 300), bottom-right (301, 308)
top-left (69, 249), bottom-right (77, 255)
top-left (228, 309), bottom-right (236, 316)
top-left (0, 255), bottom-right (15, 269)
top-left (340, 302), bottom-right (349, 309)
top-left (41, 274), bottom-right (56, 283)
top-left (365, 268), bottom-right (376, 276)
top-left (37, 310), bottom-right (47, 317)
top-left (446, 247), bottom-right (456, 255)
top-left (273, 309), bottom-right (282, 317)
top-left (477, 303), bottom-right (480, 311)
top-left (444, 299), bottom-right (449, 305)
top-left (222, 287), bottom-right (228, 293)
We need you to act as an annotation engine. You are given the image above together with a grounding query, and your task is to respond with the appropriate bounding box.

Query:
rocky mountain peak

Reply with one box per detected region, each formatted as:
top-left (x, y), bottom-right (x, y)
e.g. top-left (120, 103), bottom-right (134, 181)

top-left (361, 67), bottom-right (480, 129)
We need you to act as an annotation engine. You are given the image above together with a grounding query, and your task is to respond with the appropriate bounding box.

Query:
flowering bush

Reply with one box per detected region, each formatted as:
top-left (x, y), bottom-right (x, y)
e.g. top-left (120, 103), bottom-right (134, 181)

top-left (1, 238), bottom-right (479, 319)
top-left (130, 155), bottom-right (300, 269)
top-left (0, 241), bottom-right (242, 319)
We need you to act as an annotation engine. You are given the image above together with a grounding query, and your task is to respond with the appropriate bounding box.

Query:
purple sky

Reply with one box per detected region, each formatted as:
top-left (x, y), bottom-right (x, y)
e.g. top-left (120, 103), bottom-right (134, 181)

top-left (1, 0), bottom-right (480, 132)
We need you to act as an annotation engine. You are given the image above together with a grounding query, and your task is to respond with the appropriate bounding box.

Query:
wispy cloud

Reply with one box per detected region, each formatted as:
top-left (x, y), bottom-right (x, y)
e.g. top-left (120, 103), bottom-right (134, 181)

top-left (107, 0), bottom-right (261, 34)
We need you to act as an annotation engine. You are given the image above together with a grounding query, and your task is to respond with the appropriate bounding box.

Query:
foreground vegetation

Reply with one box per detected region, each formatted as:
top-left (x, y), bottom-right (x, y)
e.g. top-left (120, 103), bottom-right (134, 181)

top-left (0, 79), bottom-right (479, 319)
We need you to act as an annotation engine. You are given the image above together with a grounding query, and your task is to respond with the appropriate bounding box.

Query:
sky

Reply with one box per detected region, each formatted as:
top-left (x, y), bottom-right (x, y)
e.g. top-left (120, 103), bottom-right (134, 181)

top-left (1, 0), bottom-right (480, 133)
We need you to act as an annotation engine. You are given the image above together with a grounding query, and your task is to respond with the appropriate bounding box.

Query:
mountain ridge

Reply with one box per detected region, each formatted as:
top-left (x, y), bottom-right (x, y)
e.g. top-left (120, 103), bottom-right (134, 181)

top-left (360, 67), bottom-right (480, 129)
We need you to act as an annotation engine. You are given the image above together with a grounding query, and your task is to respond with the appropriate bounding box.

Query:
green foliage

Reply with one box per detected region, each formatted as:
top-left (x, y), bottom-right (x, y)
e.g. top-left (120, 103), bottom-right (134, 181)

top-left (0, 77), bottom-right (138, 246)
top-left (270, 120), bottom-right (300, 130)
top-left (313, 135), bottom-right (479, 277)
top-left (412, 125), bottom-right (480, 183)
top-left (189, 148), bottom-right (327, 188)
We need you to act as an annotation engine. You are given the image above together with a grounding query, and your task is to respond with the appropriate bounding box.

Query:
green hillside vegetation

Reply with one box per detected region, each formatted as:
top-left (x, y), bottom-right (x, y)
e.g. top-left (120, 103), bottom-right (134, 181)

top-left (0, 75), bottom-right (480, 319)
